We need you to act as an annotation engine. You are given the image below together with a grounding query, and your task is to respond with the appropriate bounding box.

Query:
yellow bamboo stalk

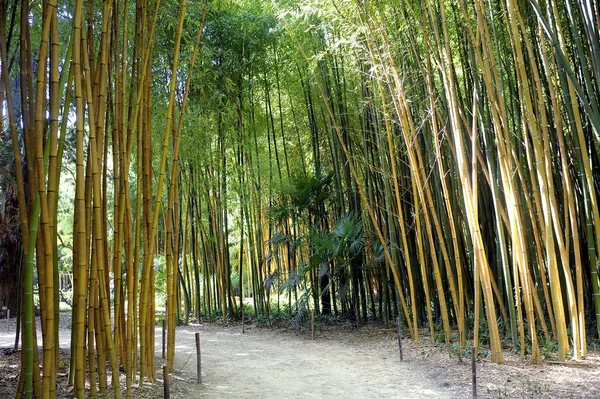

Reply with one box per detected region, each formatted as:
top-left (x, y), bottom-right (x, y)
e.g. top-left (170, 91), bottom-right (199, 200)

top-left (71, 2), bottom-right (90, 396)
top-left (503, 0), bottom-right (568, 360)
top-left (512, 189), bottom-right (540, 361)
top-left (140, 0), bottom-right (186, 382)
top-left (139, 51), bottom-right (154, 384)
top-left (1, 9), bottom-right (38, 398)
top-left (512, 239), bottom-right (526, 361)
top-left (468, 0), bottom-right (544, 361)
top-left (424, 51), bottom-right (465, 347)
top-left (429, 0), bottom-right (502, 361)
top-left (87, 236), bottom-right (98, 397)
top-left (357, 4), bottom-right (449, 341)
top-left (375, 81), bottom-right (419, 344)
top-left (548, 0), bottom-right (600, 348)
top-left (111, 0), bottom-right (126, 369)
top-left (32, 2), bottom-right (58, 396)
top-left (81, 1), bottom-right (121, 393)
top-left (413, 177), bottom-right (435, 338)
top-left (166, 0), bottom-right (207, 369)
top-left (537, 23), bottom-right (586, 357)
top-left (513, 161), bottom-right (554, 338)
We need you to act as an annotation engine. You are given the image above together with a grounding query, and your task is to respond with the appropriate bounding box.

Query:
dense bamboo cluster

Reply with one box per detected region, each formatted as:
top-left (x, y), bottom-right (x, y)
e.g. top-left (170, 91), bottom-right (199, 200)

top-left (276, 0), bottom-right (599, 362)
top-left (173, 0), bottom-right (600, 367)
top-left (0, 0), bottom-right (206, 397)
top-left (349, 0), bottom-right (600, 362)
top-left (1, 0), bottom-right (600, 397)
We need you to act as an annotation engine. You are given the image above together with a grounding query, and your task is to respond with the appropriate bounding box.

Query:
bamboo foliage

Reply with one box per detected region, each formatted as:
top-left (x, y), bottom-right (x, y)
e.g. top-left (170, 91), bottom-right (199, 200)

top-left (3, 2), bottom-right (600, 399)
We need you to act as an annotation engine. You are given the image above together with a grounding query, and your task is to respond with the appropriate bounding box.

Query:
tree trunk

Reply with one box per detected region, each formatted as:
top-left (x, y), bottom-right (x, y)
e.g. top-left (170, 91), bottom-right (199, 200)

top-left (0, 186), bottom-right (20, 318)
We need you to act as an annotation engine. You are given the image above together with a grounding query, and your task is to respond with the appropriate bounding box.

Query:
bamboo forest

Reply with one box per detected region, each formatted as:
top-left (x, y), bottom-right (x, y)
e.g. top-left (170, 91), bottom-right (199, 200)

top-left (1, 0), bottom-right (600, 397)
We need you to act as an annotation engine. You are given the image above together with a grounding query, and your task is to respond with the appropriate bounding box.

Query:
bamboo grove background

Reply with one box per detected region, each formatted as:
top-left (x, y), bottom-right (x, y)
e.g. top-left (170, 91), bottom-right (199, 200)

top-left (0, 0), bottom-right (599, 397)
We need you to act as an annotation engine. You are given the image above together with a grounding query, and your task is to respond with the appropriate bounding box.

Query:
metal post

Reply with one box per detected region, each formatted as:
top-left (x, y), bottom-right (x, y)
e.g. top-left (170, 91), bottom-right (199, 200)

top-left (397, 317), bottom-right (403, 362)
top-left (196, 332), bottom-right (202, 384)
top-left (242, 302), bottom-right (245, 334)
top-left (162, 320), bottom-right (166, 359)
top-left (311, 310), bottom-right (315, 340)
top-left (472, 346), bottom-right (477, 399)
top-left (163, 365), bottom-right (170, 399)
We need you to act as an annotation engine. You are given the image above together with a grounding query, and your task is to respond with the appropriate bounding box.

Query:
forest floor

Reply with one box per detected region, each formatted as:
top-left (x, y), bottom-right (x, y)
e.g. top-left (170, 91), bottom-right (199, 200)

top-left (0, 313), bottom-right (599, 398)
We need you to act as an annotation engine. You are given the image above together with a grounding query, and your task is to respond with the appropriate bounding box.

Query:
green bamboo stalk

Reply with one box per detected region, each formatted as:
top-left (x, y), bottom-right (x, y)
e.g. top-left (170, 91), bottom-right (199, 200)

top-left (24, 193), bottom-right (40, 399)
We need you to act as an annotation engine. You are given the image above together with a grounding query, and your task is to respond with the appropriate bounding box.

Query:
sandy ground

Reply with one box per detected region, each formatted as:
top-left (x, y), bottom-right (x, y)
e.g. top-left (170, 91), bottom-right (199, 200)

top-left (1, 315), bottom-right (600, 398)
top-left (163, 322), bottom-right (600, 399)
top-left (167, 323), bottom-right (447, 398)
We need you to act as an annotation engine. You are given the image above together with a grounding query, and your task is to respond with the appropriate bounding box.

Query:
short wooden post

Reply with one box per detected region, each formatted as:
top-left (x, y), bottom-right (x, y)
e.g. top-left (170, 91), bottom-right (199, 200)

top-left (7, 309), bottom-right (10, 332)
top-left (195, 332), bottom-right (202, 384)
top-left (311, 309), bottom-right (315, 340)
top-left (242, 303), bottom-right (245, 334)
top-left (396, 317), bottom-right (403, 362)
top-left (163, 365), bottom-right (170, 399)
top-left (471, 346), bottom-right (477, 399)
top-left (162, 320), bottom-right (166, 359)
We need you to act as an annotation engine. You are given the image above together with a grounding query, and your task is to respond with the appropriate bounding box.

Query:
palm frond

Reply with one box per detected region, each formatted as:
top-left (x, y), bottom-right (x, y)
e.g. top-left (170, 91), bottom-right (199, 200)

top-left (364, 241), bottom-right (387, 270)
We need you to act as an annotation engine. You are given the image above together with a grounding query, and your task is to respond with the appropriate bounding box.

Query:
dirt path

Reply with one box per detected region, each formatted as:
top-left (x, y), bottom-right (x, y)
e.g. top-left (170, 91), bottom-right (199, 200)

top-left (0, 319), bottom-right (451, 398)
top-left (2, 317), bottom-right (599, 398)
top-left (165, 324), bottom-right (451, 398)
top-left (163, 323), bottom-right (600, 399)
